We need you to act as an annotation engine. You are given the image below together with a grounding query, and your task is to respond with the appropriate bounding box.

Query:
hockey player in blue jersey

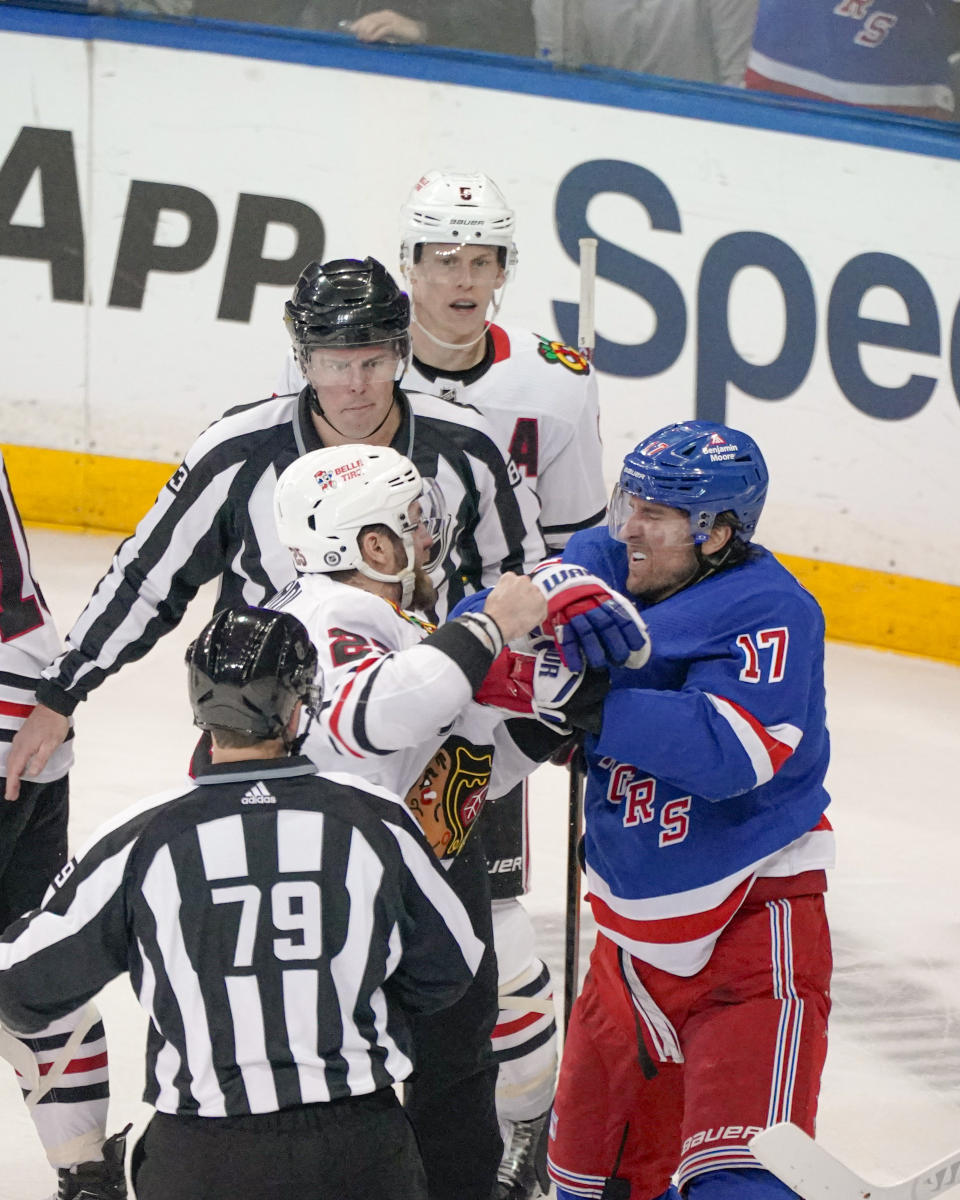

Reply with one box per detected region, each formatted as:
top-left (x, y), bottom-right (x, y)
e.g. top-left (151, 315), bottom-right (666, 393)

top-left (541, 421), bottom-right (835, 1200)
top-left (745, 0), bottom-right (960, 121)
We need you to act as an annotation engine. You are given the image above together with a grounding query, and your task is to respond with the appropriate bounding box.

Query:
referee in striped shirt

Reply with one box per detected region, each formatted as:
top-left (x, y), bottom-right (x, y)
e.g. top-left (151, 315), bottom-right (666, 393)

top-left (5, 255), bottom-right (543, 801)
top-left (0, 606), bottom-right (484, 1200)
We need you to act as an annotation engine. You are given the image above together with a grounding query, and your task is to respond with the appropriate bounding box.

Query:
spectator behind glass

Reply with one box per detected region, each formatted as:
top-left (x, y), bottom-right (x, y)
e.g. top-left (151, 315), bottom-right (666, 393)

top-left (540, 0), bottom-right (759, 85)
top-left (188, 0), bottom-right (535, 54)
top-left (745, 0), bottom-right (960, 122)
top-left (298, 1), bottom-right (536, 56)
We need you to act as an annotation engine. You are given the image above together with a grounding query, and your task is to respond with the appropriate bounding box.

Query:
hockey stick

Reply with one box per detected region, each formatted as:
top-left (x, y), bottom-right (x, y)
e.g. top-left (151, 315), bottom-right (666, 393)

top-left (578, 236), bottom-right (597, 367)
top-left (561, 236), bottom-right (598, 1038)
top-left (750, 1122), bottom-right (960, 1200)
top-left (562, 741), bottom-right (585, 1037)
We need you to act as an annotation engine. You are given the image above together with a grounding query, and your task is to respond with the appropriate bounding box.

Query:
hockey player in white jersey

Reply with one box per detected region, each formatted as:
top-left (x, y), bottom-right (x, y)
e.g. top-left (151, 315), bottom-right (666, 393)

top-left (275, 173), bottom-right (606, 552)
top-left (268, 444), bottom-right (612, 1200)
top-left (400, 169), bottom-right (607, 1199)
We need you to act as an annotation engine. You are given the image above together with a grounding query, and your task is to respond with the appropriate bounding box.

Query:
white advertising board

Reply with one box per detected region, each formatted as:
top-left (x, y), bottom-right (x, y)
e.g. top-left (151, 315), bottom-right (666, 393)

top-left (1, 18), bottom-right (959, 582)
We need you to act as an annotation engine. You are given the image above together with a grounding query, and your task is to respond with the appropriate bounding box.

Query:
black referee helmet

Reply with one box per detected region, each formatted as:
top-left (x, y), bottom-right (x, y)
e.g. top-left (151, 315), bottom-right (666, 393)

top-left (186, 606), bottom-right (319, 741)
top-left (283, 256), bottom-right (411, 369)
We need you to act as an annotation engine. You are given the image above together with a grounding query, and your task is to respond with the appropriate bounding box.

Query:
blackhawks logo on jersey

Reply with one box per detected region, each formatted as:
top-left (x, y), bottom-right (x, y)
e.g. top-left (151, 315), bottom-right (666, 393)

top-left (405, 736), bottom-right (493, 859)
top-left (535, 334), bottom-right (590, 374)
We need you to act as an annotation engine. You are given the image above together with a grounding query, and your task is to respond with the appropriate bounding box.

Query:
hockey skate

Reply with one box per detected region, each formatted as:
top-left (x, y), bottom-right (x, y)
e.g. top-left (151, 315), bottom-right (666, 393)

top-left (54, 1125), bottom-right (131, 1200)
top-left (495, 1111), bottom-right (550, 1199)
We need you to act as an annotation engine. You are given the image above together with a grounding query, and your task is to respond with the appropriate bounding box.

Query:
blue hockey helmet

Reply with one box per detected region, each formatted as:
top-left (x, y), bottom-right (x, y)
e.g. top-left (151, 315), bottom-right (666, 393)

top-left (611, 421), bottom-right (768, 545)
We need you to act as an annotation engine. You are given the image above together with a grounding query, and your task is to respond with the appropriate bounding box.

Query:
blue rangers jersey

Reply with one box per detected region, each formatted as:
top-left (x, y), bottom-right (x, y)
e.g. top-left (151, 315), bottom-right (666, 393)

top-left (746, 0), bottom-right (960, 119)
top-left (563, 528), bottom-right (834, 977)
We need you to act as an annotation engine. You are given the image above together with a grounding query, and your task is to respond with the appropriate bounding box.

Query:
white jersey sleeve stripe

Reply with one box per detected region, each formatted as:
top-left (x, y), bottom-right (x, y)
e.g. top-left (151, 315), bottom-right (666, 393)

top-left (705, 693), bottom-right (802, 786)
top-left (747, 47), bottom-right (954, 110)
top-left (328, 655), bottom-right (384, 758)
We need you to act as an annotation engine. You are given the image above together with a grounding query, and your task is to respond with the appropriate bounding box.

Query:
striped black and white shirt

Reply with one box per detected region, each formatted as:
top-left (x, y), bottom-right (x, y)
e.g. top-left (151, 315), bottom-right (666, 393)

top-left (0, 451), bottom-right (73, 781)
top-left (0, 757), bottom-right (483, 1116)
top-left (37, 388), bottom-right (544, 715)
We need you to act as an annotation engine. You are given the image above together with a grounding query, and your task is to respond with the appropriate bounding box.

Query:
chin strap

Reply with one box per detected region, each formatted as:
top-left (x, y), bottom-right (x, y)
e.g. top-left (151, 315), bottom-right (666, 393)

top-left (414, 319), bottom-right (491, 354)
top-left (410, 281), bottom-right (508, 353)
top-left (356, 536), bottom-right (416, 608)
top-left (289, 694), bottom-right (321, 755)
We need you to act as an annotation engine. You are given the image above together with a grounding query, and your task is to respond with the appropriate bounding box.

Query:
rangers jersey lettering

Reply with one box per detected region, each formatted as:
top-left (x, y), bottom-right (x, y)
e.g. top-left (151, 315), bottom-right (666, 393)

top-left (746, 0), bottom-right (960, 118)
top-left (563, 529), bottom-right (834, 976)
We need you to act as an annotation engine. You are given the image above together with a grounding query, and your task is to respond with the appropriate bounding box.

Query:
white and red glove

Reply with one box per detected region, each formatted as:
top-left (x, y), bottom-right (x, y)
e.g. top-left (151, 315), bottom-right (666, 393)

top-left (475, 645), bottom-right (592, 732)
top-left (528, 560), bottom-right (652, 673)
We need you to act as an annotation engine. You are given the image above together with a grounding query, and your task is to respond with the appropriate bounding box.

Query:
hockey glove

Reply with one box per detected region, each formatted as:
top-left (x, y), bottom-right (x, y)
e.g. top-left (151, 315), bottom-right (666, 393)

top-left (529, 560), bottom-right (652, 673)
top-left (476, 645), bottom-right (595, 733)
top-left (477, 648), bottom-right (612, 729)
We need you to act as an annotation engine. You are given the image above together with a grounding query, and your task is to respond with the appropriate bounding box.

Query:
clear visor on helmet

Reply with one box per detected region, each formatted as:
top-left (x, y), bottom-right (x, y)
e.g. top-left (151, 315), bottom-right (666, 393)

top-left (409, 477), bottom-right (454, 573)
top-left (302, 337), bottom-right (406, 387)
top-left (607, 483), bottom-right (701, 547)
top-left (411, 242), bottom-right (506, 284)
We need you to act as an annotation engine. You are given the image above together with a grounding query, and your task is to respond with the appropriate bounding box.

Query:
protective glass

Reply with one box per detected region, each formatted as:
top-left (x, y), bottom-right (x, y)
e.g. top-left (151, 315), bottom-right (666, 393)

top-left (303, 341), bottom-right (403, 386)
top-left (607, 483), bottom-right (700, 546)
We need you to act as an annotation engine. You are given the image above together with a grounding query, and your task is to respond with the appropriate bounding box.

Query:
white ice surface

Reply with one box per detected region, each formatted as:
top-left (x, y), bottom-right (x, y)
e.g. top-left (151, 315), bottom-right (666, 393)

top-left (2, 528), bottom-right (959, 1198)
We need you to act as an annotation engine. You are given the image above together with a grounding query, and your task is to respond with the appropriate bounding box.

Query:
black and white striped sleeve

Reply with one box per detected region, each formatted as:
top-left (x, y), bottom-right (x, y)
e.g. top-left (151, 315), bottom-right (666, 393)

top-left (436, 402), bottom-right (544, 584)
top-left (356, 786), bottom-right (484, 1014)
top-left (36, 399), bottom-right (295, 714)
top-left (0, 790), bottom-right (175, 1032)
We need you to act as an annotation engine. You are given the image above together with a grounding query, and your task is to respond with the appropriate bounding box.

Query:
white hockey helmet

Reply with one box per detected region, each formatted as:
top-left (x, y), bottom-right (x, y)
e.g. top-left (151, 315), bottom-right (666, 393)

top-left (274, 446), bottom-right (439, 605)
top-left (399, 169), bottom-right (518, 281)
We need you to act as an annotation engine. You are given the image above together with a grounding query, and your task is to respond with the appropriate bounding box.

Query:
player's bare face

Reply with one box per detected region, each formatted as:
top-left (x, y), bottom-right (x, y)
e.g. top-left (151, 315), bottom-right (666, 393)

top-left (305, 345), bottom-right (399, 441)
top-left (619, 499), bottom-right (700, 601)
top-left (410, 244), bottom-right (505, 344)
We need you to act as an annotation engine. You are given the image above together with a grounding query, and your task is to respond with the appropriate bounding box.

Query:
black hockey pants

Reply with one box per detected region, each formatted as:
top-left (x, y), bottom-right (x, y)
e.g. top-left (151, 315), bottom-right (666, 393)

top-left (405, 835), bottom-right (503, 1200)
top-left (132, 1088), bottom-right (427, 1199)
top-left (0, 773), bottom-right (68, 929)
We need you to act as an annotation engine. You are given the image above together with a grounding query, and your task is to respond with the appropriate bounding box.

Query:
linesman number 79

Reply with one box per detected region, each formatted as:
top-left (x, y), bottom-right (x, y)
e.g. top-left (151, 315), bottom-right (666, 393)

top-left (212, 881), bottom-right (322, 966)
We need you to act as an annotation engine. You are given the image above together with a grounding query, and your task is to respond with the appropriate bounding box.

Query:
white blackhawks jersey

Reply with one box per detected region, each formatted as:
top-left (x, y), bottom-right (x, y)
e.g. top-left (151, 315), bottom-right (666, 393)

top-left (276, 324), bottom-right (607, 551)
top-left (0, 452), bottom-right (73, 782)
top-left (404, 326), bottom-right (607, 550)
top-left (269, 575), bottom-right (539, 861)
